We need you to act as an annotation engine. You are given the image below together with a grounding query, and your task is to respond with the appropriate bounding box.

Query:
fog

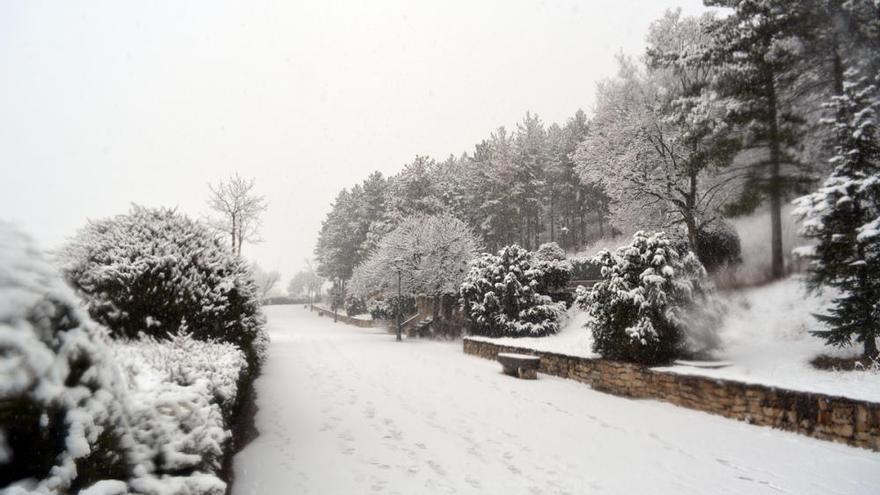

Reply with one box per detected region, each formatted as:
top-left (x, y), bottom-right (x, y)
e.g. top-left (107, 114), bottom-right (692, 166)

top-left (0, 0), bottom-right (707, 282)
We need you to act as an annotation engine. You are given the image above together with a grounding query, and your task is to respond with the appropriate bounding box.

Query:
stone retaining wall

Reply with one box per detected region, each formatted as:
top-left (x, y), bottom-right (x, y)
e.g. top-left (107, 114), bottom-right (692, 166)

top-left (312, 306), bottom-right (375, 328)
top-left (464, 338), bottom-right (880, 452)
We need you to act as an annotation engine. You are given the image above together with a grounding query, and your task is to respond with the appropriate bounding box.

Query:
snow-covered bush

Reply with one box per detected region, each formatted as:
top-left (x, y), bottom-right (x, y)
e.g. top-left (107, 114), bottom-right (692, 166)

top-left (114, 332), bottom-right (246, 414)
top-left (578, 231), bottom-right (720, 365)
top-left (460, 244), bottom-right (570, 337)
top-left (59, 206), bottom-right (267, 375)
top-left (366, 296), bottom-right (415, 321)
top-left (113, 334), bottom-right (246, 492)
top-left (1, 223), bottom-right (244, 494)
top-left (533, 242), bottom-right (572, 293)
top-left (344, 295), bottom-right (367, 317)
top-left (692, 224), bottom-right (742, 273)
top-left (0, 223), bottom-right (133, 493)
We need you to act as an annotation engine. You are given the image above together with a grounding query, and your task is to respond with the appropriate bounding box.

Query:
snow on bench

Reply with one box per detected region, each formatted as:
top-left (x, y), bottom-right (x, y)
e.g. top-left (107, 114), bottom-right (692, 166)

top-left (497, 352), bottom-right (540, 380)
top-left (672, 360), bottom-right (733, 370)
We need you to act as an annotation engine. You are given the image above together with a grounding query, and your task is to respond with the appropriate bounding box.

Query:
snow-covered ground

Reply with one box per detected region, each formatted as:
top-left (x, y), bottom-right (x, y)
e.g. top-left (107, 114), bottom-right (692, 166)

top-left (472, 277), bottom-right (880, 403)
top-left (658, 277), bottom-right (880, 402)
top-left (233, 305), bottom-right (880, 495)
top-left (467, 308), bottom-right (597, 359)
top-left (312, 302), bottom-right (373, 321)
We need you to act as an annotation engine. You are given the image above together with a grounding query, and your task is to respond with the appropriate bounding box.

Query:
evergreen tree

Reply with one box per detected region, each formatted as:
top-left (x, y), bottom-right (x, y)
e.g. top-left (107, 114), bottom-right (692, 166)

top-left (704, 0), bottom-right (815, 279)
top-left (793, 70), bottom-right (880, 359)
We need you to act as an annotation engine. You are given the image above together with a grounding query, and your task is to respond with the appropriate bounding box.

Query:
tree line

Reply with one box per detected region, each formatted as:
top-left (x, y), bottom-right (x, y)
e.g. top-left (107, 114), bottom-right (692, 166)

top-left (316, 0), bottom-right (880, 297)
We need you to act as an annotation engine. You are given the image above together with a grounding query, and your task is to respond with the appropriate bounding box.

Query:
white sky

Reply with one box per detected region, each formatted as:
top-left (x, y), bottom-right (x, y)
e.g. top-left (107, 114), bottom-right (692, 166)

top-left (0, 0), bottom-right (708, 284)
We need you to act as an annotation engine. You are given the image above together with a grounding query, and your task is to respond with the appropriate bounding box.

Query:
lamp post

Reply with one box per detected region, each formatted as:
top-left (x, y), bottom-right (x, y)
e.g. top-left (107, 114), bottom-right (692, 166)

top-left (393, 257), bottom-right (404, 342)
top-left (396, 269), bottom-right (402, 341)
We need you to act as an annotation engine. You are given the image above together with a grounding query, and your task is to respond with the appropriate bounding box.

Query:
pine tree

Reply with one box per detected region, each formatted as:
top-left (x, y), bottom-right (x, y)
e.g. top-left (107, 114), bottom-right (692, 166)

top-left (705, 0), bottom-right (815, 279)
top-left (793, 70), bottom-right (880, 359)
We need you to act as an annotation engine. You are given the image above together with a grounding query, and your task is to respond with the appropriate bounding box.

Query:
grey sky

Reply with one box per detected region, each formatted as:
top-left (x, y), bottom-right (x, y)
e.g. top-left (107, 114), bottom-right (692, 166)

top-left (0, 0), bottom-right (707, 284)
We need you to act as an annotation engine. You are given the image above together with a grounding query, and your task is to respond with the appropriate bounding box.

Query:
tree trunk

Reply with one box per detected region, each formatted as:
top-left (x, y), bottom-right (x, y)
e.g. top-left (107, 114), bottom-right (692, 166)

top-left (231, 215), bottom-right (237, 253)
top-left (767, 75), bottom-right (785, 280)
top-left (866, 334), bottom-right (879, 360)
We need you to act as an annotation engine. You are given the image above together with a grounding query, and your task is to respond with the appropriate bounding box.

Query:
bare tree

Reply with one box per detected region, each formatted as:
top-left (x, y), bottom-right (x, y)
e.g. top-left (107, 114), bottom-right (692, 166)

top-left (207, 173), bottom-right (268, 255)
top-left (250, 262), bottom-right (281, 301)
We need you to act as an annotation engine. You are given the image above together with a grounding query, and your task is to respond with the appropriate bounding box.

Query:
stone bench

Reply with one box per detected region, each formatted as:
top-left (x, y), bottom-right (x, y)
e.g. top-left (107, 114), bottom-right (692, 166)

top-left (497, 352), bottom-right (540, 379)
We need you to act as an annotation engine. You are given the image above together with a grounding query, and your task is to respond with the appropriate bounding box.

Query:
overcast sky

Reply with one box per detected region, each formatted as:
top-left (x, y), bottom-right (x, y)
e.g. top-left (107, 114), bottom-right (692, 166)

top-left (0, 0), bottom-right (708, 284)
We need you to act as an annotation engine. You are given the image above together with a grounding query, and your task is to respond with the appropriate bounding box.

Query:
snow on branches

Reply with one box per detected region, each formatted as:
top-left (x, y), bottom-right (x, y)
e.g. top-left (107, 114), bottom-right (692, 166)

top-left (0, 223), bottom-right (246, 495)
top-left (349, 213), bottom-right (480, 300)
top-left (0, 222), bottom-right (132, 493)
top-left (578, 231), bottom-right (720, 364)
top-left (460, 243), bottom-right (571, 338)
top-left (58, 205), bottom-right (268, 371)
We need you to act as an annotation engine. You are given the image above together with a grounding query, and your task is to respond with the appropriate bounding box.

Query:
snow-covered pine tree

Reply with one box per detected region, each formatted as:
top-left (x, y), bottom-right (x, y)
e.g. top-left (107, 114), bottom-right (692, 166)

top-left (459, 244), bottom-right (570, 338)
top-left (793, 70), bottom-right (880, 359)
top-left (704, 0), bottom-right (815, 279)
top-left (579, 231), bottom-right (720, 365)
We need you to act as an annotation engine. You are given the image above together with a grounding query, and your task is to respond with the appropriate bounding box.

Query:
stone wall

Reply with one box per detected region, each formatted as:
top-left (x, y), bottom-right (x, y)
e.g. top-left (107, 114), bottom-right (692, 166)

top-left (312, 306), bottom-right (376, 328)
top-left (464, 338), bottom-right (880, 452)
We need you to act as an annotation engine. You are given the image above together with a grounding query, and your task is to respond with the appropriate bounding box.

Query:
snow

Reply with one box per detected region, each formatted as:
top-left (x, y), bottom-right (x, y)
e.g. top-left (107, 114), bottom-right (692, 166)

top-left (658, 277), bottom-right (880, 403)
top-left (0, 222), bottom-right (246, 494)
top-left (234, 305), bottom-right (880, 494)
top-left (467, 307), bottom-right (597, 358)
top-left (473, 275), bottom-right (880, 403)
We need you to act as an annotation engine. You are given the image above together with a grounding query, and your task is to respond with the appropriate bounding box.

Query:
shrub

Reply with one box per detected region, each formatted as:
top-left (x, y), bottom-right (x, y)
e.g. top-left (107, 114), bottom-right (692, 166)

top-left (579, 231), bottom-right (720, 365)
top-left (2, 223), bottom-right (240, 495)
top-left (0, 223), bottom-right (132, 493)
top-left (366, 296), bottom-right (416, 320)
top-left (569, 256), bottom-right (604, 281)
top-left (344, 295), bottom-right (367, 317)
top-left (113, 333), bottom-right (246, 488)
top-left (59, 206), bottom-right (267, 375)
top-left (692, 224), bottom-right (742, 273)
top-left (460, 244), bottom-right (570, 337)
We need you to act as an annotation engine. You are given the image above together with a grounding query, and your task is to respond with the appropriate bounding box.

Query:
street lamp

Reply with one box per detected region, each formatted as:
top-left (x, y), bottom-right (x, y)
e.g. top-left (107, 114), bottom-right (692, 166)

top-left (393, 257), bottom-right (404, 342)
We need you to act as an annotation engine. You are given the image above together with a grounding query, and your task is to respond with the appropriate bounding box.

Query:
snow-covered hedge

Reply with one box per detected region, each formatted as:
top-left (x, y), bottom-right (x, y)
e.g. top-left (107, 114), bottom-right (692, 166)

top-left (1, 223), bottom-right (251, 494)
top-left (0, 223), bottom-right (132, 493)
top-left (59, 206), bottom-right (268, 374)
top-left (113, 334), bottom-right (246, 494)
top-left (578, 231), bottom-right (720, 365)
top-left (460, 244), bottom-right (570, 337)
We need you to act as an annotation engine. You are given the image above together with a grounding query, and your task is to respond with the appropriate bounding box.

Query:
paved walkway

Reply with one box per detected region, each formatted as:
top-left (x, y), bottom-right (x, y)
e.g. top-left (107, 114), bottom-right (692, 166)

top-left (233, 305), bottom-right (880, 495)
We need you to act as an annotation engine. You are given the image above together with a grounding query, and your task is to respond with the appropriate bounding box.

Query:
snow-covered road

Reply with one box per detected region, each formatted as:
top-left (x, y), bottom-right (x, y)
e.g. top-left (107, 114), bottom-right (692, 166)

top-left (233, 305), bottom-right (880, 495)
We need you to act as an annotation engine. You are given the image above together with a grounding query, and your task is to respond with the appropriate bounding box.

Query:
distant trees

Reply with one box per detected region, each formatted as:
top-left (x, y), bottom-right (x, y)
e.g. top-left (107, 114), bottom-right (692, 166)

top-left (314, 2), bottom-right (880, 301)
top-left (314, 110), bottom-right (609, 295)
top-left (207, 173), bottom-right (268, 255)
top-left (288, 264), bottom-right (324, 304)
top-left (250, 263), bottom-right (281, 301)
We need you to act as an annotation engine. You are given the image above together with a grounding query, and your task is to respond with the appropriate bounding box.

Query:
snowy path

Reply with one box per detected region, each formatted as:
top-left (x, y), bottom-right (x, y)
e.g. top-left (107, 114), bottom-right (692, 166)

top-left (233, 305), bottom-right (880, 495)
